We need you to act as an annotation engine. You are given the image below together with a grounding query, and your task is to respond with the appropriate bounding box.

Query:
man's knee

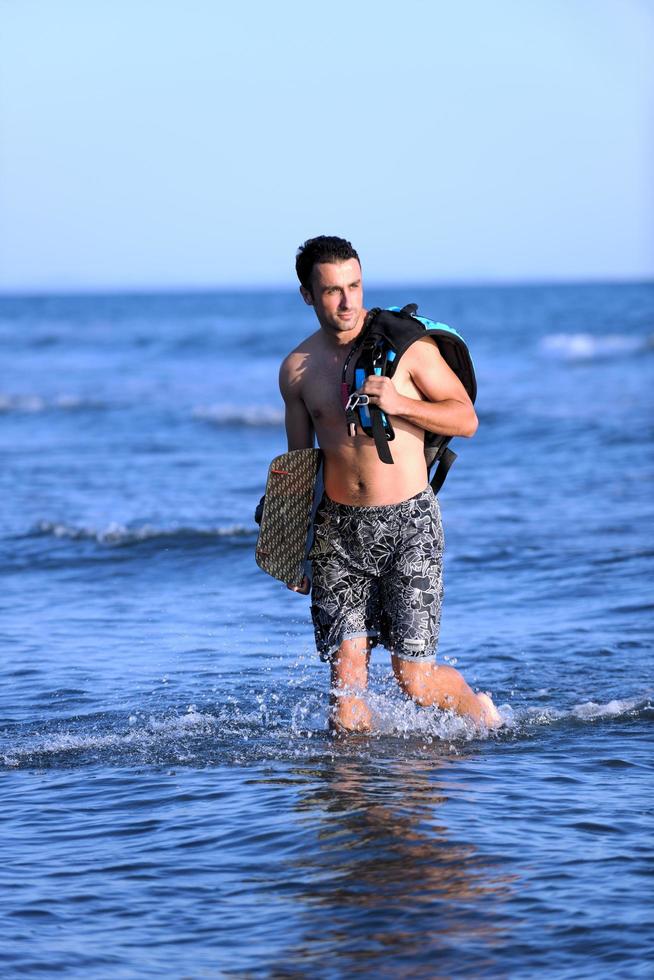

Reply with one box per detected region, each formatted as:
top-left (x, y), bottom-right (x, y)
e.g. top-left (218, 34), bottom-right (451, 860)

top-left (393, 657), bottom-right (452, 706)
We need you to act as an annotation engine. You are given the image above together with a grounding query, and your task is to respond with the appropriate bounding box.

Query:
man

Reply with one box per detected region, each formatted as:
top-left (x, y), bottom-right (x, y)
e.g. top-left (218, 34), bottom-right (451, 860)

top-left (279, 236), bottom-right (501, 732)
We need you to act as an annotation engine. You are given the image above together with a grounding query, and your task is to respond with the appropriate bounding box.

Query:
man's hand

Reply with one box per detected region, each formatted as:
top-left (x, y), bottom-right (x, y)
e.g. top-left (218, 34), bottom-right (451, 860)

top-left (359, 375), bottom-right (404, 416)
top-left (287, 576), bottom-right (310, 595)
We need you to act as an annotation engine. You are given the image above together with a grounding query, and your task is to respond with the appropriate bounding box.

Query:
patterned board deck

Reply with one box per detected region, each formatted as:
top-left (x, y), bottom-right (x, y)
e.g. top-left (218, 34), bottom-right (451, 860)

top-left (255, 448), bottom-right (322, 585)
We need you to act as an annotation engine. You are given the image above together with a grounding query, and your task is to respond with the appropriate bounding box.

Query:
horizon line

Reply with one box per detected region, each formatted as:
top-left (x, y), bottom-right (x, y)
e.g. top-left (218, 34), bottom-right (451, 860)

top-left (0, 274), bottom-right (652, 300)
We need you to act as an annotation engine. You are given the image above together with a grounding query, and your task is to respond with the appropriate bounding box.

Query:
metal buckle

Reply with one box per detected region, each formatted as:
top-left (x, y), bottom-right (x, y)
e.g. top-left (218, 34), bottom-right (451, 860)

top-left (345, 392), bottom-right (370, 412)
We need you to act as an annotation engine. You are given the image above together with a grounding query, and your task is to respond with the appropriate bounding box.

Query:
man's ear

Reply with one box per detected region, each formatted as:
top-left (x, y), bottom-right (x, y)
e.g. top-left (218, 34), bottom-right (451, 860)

top-left (299, 285), bottom-right (314, 307)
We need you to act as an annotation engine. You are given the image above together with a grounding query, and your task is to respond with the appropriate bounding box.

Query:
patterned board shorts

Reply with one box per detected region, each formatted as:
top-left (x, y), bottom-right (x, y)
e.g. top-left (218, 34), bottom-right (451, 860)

top-left (308, 486), bottom-right (444, 663)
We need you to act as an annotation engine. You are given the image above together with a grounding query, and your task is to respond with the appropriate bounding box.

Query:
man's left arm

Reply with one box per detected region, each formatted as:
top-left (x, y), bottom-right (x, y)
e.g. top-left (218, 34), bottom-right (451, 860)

top-left (360, 336), bottom-right (478, 437)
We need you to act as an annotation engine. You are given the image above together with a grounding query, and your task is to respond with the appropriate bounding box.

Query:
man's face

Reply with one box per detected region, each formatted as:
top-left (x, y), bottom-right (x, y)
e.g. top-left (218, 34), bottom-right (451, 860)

top-left (300, 258), bottom-right (364, 336)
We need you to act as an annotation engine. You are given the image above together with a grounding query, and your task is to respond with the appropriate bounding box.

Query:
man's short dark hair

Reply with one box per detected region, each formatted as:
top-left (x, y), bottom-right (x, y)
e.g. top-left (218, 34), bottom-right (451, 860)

top-left (295, 236), bottom-right (360, 292)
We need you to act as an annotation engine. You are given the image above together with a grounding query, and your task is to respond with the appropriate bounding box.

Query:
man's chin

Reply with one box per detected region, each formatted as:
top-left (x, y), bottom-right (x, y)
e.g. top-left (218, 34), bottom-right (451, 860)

top-left (334, 313), bottom-right (361, 329)
top-left (321, 312), bottom-right (363, 336)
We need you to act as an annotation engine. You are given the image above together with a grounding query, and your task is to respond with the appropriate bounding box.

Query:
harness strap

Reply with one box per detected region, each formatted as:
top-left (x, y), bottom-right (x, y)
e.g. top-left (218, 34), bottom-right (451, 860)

top-left (370, 406), bottom-right (394, 464)
top-left (429, 447), bottom-right (457, 494)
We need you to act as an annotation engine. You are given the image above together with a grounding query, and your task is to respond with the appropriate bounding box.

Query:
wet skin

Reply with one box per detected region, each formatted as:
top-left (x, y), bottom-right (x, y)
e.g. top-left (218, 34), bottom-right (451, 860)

top-left (279, 258), bottom-right (500, 731)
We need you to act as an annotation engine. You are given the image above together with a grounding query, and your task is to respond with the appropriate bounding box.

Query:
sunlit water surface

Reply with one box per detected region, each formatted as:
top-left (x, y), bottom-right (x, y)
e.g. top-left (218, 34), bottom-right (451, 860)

top-left (1, 283), bottom-right (652, 977)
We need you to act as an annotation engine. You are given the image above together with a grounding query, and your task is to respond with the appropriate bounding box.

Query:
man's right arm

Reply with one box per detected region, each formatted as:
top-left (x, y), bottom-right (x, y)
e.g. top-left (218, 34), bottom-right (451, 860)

top-left (277, 353), bottom-right (314, 595)
top-left (279, 354), bottom-right (314, 450)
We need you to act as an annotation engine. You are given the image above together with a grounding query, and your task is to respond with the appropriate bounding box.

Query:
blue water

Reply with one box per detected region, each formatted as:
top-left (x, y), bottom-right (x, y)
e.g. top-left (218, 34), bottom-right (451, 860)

top-left (1, 283), bottom-right (653, 977)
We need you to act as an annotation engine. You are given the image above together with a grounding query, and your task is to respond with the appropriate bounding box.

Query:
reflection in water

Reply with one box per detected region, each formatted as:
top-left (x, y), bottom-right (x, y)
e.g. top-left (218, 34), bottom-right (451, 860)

top-left (268, 743), bottom-right (516, 975)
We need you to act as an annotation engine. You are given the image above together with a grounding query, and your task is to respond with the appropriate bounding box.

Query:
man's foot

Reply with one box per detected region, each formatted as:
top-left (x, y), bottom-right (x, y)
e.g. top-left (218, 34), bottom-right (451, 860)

top-left (330, 695), bottom-right (372, 734)
top-left (476, 692), bottom-right (502, 729)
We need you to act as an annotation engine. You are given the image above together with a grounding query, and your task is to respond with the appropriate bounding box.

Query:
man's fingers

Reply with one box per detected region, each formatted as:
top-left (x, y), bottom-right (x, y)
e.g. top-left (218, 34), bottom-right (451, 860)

top-left (287, 575), bottom-right (310, 594)
top-left (362, 375), bottom-right (387, 391)
top-left (360, 377), bottom-right (387, 402)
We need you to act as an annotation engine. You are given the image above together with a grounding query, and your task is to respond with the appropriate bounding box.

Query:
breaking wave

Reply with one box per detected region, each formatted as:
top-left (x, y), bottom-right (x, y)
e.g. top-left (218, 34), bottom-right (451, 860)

top-left (539, 332), bottom-right (653, 361)
top-left (0, 393), bottom-right (109, 413)
top-left (193, 404), bottom-right (284, 427)
top-left (29, 520), bottom-right (255, 547)
top-left (496, 695), bottom-right (651, 728)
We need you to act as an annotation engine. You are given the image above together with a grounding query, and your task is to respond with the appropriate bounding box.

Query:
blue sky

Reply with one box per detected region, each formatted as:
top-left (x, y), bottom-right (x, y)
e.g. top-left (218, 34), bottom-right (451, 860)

top-left (0, 0), bottom-right (652, 290)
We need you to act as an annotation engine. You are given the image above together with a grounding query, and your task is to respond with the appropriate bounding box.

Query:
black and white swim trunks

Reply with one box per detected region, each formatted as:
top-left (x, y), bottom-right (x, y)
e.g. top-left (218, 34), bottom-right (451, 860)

top-left (309, 487), bottom-right (444, 663)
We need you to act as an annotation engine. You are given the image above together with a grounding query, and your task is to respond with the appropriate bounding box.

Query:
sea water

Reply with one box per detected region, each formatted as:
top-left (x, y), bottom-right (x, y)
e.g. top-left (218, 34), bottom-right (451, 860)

top-left (1, 283), bottom-right (652, 977)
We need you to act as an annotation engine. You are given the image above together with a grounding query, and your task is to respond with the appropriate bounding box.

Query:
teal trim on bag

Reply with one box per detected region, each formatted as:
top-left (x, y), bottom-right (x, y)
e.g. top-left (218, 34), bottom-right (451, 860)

top-left (386, 307), bottom-right (473, 367)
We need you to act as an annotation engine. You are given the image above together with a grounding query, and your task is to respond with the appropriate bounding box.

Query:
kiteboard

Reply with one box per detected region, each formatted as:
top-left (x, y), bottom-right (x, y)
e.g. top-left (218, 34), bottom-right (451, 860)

top-left (255, 448), bottom-right (322, 586)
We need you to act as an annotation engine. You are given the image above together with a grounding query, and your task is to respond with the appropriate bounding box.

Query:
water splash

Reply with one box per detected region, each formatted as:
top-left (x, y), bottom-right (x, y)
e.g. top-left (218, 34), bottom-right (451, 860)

top-left (3, 692), bottom-right (650, 771)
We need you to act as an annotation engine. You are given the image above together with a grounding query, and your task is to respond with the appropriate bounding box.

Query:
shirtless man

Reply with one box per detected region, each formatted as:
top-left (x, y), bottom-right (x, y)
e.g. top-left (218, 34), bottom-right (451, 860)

top-left (279, 236), bottom-right (501, 733)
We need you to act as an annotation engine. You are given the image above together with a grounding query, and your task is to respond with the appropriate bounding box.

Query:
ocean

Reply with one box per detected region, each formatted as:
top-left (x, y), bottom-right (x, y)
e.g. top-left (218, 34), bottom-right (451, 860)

top-left (1, 282), bottom-right (652, 977)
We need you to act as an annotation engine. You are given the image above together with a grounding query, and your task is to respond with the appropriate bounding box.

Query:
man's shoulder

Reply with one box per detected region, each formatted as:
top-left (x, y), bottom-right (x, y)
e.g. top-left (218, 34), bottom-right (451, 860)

top-left (399, 334), bottom-right (444, 371)
top-left (279, 330), bottom-right (321, 393)
top-left (280, 330), bottom-right (321, 369)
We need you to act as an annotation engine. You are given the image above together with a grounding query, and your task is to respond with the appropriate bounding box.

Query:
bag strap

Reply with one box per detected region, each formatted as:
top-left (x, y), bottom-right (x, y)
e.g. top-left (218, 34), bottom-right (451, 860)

top-left (370, 406), bottom-right (394, 464)
top-left (429, 446), bottom-right (457, 494)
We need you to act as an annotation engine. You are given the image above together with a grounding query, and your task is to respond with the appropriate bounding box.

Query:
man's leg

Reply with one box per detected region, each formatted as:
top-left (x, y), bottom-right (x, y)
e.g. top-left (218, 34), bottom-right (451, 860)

top-left (380, 490), bottom-right (501, 728)
top-left (330, 637), bottom-right (373, 733)
top-left (391, 656), bottom-right (501, 727)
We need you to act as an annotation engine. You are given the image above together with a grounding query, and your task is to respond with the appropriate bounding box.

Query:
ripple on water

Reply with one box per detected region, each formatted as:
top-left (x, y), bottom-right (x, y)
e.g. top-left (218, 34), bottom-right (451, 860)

top-left (1, 692), bottom-right (651, 771)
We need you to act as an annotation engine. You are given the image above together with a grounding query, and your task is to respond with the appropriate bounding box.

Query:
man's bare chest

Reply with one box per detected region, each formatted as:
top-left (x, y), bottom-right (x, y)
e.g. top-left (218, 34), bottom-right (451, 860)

top-left (301, 357), bottom-right (345, 428)
top-left (300, 350), bottom-right (418, 431)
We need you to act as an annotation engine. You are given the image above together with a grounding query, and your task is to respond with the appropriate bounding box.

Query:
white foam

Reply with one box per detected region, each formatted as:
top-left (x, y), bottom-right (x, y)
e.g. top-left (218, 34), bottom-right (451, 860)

top-left (193, 403), bottom-right (284, 427)
top-left (502, 695), bottom-right (650, 729)
top-left (0, 393), bottom-right (105, 413)
top-left (32, 520), bottom-right (253, 546)
top-left (571, 696), bottom-right (644, 720)
top-left (1, 707), bottom-right (219, 767)
top-left (539, 333), bottom-right (651, 361)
